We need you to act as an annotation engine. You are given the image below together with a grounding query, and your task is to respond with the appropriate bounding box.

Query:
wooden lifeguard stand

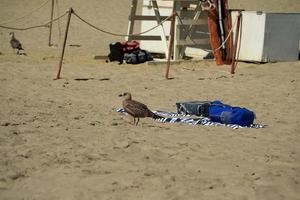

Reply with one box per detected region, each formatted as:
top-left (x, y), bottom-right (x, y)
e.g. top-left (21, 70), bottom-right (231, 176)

top-left (126, 0), bottom-right (211, 60)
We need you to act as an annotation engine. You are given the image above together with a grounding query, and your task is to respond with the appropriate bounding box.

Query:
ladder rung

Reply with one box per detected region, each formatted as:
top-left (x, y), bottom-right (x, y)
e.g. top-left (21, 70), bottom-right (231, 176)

top-left (131, 15), bottom-right (171, 21)
top-left (131, 35), bottom-right (169, 41)
top-left (176, 38), bottom-right (210, 46)
top-left (176, 19), bottom-right (207, 25)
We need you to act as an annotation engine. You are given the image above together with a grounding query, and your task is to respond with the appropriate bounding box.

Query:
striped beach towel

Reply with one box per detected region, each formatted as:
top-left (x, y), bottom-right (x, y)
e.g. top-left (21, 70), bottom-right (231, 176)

top-left (117, 108), bottom-right (265, 129)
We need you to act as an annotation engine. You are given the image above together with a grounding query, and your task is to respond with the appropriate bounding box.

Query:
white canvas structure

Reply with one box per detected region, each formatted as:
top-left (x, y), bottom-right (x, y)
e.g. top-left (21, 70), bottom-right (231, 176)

top-left (231, 11), bottom-right (300, 62)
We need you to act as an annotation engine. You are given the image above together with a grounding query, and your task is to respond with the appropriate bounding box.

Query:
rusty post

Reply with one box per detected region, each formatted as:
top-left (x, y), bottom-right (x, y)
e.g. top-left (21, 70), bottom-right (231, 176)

top-left (230, 11), bottom-right (241, 74)
top-left (164, 11), bottom-right (176, 79)
top-left (48, 0), bottom-right (54, 46)
top-left (55, 8), bottom-right (73, 80)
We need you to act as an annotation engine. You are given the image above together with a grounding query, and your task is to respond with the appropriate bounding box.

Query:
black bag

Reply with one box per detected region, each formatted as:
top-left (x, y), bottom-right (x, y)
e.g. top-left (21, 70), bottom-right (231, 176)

top-left (107, 42), bottom-right (124, 64)
top-left (176, 101), bottom-right (211, 117)
top-left (124, 50), bottom-right (153, 64)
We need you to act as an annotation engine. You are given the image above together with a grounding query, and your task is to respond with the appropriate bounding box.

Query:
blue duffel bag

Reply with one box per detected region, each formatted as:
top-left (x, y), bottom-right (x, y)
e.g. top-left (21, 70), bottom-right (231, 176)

top-left (209, 101), bottom-right (255, 126)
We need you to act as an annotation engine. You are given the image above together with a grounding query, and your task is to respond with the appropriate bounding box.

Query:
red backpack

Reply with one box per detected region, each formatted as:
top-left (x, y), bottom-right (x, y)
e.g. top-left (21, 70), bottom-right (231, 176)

top-left (120, 41), bottom-right (140, 54)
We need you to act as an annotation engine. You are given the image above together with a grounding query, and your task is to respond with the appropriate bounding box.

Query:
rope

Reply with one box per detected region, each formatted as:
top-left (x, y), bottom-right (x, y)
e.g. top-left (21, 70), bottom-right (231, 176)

top-left (0, 11), bottom-right (68, 31)
top-left (72, 10), bottom-right (173, 37)
top-left (0, 4), bottom-right (237, 53)
top-left (0, 0), bottom-right (51, 25)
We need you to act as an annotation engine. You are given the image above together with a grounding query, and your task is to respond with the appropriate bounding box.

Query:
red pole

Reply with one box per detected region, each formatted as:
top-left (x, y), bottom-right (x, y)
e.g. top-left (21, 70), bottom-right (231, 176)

top-left (230, 11), bottom-right (241, 74)
top-left (55, 8), bottom-right (73, 80)
top-left (164, 12), bottom-right (176, 79)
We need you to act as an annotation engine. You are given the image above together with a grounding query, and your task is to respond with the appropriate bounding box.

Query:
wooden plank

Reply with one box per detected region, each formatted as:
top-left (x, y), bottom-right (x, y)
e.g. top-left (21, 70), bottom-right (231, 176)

top-left (179, 32), bottom-right (209, 40)
top-left (126, 0), bottom-right (138, 41)
top-left (176, 38), bottom-right (210, 46)
top-left (94, 55), bottom-right (108, 60)
top-left (176, 18), bottom-right (207, 25)
top-left (131, 35), bottom-right (169, 40)
top-left (133, 15), bottom-right (171, 21)
top-left (147, 58), bottom-right (205, 66)
top-left (180, 10), bottom-right (203, 18)
top-left (142, 5), bottom-right (172, 9)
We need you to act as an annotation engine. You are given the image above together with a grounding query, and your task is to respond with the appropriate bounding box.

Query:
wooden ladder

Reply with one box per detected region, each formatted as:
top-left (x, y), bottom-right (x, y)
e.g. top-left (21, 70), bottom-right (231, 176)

top-left (126, 0), bottom-right (170, 58)
top-left (127, 0), bottom-right (211, 60)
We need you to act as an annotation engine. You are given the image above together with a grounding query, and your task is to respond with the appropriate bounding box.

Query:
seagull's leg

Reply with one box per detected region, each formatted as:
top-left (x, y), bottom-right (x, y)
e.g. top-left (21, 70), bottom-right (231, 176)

top-left (17, 49), bottom-right (20, 55)
top-left (135, 118), bottom-right (140, 126)
top-left (132, 117), bottom-right (136, 125)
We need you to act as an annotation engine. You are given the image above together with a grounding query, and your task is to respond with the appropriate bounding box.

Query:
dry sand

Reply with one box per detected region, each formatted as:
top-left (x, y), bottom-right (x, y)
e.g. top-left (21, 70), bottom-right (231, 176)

top-left (0, 0), bottom-right (300, 200)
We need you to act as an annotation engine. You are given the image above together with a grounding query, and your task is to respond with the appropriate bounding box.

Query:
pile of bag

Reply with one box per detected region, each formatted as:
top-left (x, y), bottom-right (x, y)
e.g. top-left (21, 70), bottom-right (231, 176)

top-left (176, 101), bottom-right (256, 127)
top-left (107, 41), bottom-right (153, 64)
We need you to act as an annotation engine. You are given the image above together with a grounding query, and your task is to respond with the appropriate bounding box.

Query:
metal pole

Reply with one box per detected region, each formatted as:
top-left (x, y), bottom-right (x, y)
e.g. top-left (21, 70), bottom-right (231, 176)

top-left (164, 12), bottom-right (176, 79)
top-left (48, 0), bottom-right (54, 46)
top-left (55, 8), bottom-right (72, 80)
top-left (230, 11), bottom-right (241, 74)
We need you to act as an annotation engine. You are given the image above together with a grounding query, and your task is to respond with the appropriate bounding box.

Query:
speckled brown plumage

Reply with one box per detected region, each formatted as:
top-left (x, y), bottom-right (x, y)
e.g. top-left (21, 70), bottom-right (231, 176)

top-left (120, 92), bottom-right (161, 125)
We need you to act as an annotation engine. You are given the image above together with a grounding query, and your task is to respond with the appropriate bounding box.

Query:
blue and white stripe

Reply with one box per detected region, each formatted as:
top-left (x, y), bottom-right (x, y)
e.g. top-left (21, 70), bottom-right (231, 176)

top-left (116, 108), bottom-right (265, 129)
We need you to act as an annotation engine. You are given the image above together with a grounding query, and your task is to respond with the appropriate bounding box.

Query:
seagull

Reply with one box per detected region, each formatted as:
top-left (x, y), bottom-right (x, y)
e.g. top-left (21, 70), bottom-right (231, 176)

top-left (9, 32), bottom-right (24, 55)
top-left (119, 92), bottom-right (162, 125)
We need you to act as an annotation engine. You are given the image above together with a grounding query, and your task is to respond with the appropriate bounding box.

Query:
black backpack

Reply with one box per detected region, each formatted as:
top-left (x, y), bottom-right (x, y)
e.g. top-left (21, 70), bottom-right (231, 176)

top-left (107, 41), bottom-right (141, 64)
top-left (107, 42), bottom-right (124, 64)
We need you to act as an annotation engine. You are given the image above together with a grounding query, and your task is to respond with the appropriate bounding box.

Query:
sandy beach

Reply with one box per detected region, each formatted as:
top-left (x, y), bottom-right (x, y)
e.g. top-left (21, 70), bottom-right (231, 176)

top-left (0, 0), bottom-right (300, 200)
